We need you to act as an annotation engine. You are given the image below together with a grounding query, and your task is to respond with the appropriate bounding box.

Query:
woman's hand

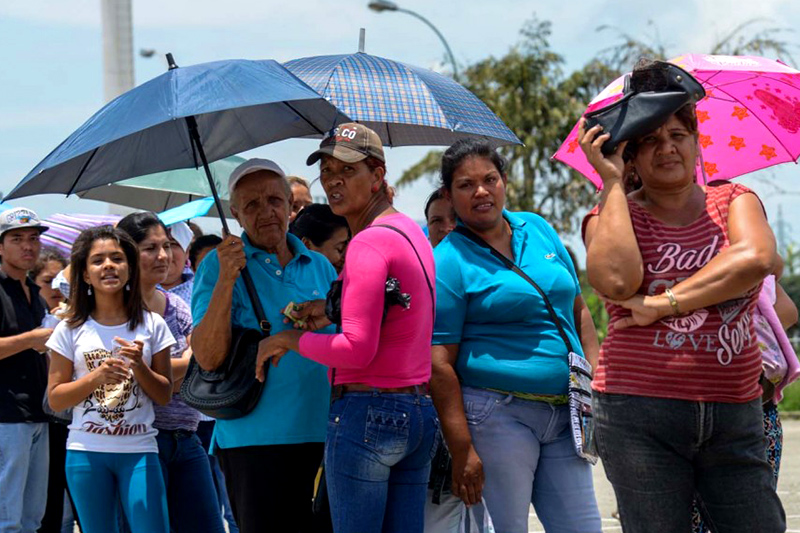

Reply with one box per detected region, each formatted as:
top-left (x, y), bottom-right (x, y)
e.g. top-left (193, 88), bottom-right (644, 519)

top-left (577, 117), bottom-right (628, 185)
top-left (114, 337), bottom-right (145, 369)
top-left (450, 444), bottom-right (485, 506)
top-left (91, 357), bottom-right (131, 386)
top-left (283, 299), bottom-right (331, 331)
top-left (602, 293), bottom-right (673, 329)
top-left (255, 330), bottom-right (304, 382)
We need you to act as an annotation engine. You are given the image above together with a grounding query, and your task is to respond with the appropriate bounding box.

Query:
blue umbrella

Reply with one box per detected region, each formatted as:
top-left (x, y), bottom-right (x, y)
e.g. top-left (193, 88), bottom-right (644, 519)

top-left (158, 197), bottom-right (216, 226)
top-left (7, 55), bottom-right (350, 231)
top-left (284, 52), bottom-right (521, 147)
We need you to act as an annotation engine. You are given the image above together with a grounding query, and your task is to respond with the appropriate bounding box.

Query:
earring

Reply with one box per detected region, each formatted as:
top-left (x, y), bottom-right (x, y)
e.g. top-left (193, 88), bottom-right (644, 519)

top-left (371, 183), bottom-right (380, 193)
top-left (87, 286), bottom-right (92, 296)
top-left (125, 284), bottom-right (131, 292)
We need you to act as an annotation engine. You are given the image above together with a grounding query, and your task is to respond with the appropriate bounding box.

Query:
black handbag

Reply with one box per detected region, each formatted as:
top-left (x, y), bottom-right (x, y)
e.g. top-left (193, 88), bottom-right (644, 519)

top-left (584, 60), bottom-right (705, 155)
top-left (180, 267), bottom-right (271, 420)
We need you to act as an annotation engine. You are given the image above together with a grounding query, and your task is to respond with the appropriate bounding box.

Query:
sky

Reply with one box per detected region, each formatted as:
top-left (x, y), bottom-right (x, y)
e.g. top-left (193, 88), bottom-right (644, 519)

top-left (2, 0), bottom-right (800, 264)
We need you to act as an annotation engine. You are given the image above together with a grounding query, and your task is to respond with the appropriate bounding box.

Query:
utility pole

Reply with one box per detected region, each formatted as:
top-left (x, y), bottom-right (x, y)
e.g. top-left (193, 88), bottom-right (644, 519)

top-left (101, 0), bottom-right (135, 217)
top-left (101, 0), bottom-right (134, 102)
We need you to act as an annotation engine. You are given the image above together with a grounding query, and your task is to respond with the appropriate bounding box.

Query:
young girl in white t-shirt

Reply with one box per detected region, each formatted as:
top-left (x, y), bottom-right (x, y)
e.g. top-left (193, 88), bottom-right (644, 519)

top-left (46, 226), bottom-right (175, 533)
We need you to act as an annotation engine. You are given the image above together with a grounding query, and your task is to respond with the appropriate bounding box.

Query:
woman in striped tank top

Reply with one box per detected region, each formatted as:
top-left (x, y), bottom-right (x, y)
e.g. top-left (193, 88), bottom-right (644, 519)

top-left (578, 65), bottom-right (786, 531)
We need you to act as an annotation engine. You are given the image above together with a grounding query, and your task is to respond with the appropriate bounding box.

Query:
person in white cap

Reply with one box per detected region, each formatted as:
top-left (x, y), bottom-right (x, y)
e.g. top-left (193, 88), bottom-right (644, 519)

top-left (160, 221), bottom-right (195, 306)
top-left (0, 207), bottom-right (53, 532)
top-left (191, 159), bottom-right (337, 533)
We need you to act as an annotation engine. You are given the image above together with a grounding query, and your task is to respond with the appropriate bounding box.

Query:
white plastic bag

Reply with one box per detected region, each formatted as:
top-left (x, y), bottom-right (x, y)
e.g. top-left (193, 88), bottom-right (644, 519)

top-left (458, 498), bottom-right (496, 533)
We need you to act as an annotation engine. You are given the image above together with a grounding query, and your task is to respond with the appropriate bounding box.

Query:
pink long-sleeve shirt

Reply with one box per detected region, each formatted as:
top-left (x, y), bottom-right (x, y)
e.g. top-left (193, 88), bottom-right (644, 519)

top-left (299, 213), bottom-right (435, 387)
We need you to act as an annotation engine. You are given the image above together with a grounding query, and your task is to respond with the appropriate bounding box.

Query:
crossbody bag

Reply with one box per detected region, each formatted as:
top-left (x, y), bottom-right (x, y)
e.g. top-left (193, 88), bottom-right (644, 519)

top-left (453, 226), bottom-right (598, 464)
top-left (180, 267), bottom-right (271, 420)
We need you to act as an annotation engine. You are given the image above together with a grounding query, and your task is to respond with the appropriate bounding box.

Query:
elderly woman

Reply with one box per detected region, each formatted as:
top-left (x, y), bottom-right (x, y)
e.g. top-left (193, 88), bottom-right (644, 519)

top-left (429, 138), bottom-right (602, 533)
top-left (579, 60), bottom-right (786, 532)
top-left (257, 123), bottom-right (438, 533)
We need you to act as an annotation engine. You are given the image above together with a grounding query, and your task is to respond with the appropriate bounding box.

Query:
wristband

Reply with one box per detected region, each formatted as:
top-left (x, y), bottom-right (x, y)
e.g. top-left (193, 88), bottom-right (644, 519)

top-left (664, 288), bottom-right (681, 315)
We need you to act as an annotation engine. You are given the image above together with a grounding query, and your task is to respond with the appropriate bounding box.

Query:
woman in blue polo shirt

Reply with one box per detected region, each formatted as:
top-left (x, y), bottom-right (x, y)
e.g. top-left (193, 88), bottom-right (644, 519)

top-left (430, 139), bottom-right (602, 532)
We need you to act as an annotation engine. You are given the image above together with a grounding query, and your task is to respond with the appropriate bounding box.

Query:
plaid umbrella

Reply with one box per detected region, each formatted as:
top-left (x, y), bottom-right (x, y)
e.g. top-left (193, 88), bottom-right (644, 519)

top-left (284, 52), bottom-right (521, 147)
top-left (41, 213), bottom-right (121, 259)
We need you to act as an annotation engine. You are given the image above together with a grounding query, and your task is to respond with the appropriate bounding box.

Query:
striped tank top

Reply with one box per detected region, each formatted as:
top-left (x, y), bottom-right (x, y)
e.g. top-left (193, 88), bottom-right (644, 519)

top-left (585, 182), bottom-right (763, 403)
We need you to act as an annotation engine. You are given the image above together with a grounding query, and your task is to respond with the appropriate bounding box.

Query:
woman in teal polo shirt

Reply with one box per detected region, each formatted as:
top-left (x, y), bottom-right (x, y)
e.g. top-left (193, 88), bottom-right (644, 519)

top-left (430, 139), bottom-right (602, 532)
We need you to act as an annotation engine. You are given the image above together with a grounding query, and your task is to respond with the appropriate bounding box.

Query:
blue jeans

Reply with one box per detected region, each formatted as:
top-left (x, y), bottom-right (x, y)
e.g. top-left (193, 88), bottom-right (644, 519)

top-left (65, 450), bottom-right (169, 533)
top-left (0, 422), bottom-right (49, 533)
top-left (463, 386), bottom-right (601, 533)
top-left (424, 489), bottom-right (462, 533)
top-left (195, 420), bottom-right (238, 533)
top-left (155, 430), bottom-right (225, 533)
top-left (594, 392), bottom-right (786, 533)
top-left (325, 391), bottom-right (439, 533)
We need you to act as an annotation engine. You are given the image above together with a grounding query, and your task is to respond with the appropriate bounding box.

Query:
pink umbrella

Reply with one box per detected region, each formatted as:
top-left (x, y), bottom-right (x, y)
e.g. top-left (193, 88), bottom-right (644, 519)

top-left (553, 54), bottom-right (800, 188)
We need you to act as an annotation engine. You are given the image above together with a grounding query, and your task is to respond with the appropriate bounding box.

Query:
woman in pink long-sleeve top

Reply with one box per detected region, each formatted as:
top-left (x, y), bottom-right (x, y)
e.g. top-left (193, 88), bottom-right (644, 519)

top-left (257, 123), bottom-right (439, 533)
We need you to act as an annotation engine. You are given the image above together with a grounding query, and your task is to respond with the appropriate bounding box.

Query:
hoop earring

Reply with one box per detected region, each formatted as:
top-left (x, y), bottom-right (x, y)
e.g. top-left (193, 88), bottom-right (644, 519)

top-left (87, 286), bottom-right (92, 296)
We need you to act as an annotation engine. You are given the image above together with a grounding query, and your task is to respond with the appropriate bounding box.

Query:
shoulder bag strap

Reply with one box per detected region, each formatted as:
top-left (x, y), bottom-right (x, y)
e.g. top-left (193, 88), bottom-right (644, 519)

top-left (240, 266), bottom-right (271, 336)
top-left (372, 224), bottom-right (435, 319)
top-left (453, 226), bottom-right (574, 354)
top-left (330, 224), bottom-right (435, 389)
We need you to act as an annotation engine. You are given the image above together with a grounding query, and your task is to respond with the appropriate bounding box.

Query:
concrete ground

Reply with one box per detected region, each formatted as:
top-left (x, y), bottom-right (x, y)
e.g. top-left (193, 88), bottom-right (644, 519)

top-left (528, 417), bottom-right (800, 532)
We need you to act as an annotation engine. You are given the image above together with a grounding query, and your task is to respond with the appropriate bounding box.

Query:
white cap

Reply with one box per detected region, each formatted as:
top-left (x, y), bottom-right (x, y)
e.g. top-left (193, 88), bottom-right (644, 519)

top-left (228, 158), bottom-right (286, 197)
top-left (168, 221), bottom-right (193, 252)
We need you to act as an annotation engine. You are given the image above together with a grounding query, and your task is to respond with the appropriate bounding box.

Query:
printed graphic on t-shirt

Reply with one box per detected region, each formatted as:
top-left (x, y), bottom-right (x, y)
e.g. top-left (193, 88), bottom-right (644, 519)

top-left (645, 236), bottom-right (757, 366)
top-left (81, 348), bottom-right (146, 435)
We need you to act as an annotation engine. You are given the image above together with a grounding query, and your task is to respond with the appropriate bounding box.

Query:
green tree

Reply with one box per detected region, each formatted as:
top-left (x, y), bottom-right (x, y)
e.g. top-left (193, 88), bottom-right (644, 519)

top-left (397, 18), bottom-right (619, 234)
top-left (598, 18), bottom-right (796, 71)
top-left (398, 16), bottom-right (795, 235)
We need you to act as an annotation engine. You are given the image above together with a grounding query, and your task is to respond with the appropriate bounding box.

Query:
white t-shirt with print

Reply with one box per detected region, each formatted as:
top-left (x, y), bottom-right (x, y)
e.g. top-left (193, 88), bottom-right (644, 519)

top-left (46, 312), bottom-right (175, 454)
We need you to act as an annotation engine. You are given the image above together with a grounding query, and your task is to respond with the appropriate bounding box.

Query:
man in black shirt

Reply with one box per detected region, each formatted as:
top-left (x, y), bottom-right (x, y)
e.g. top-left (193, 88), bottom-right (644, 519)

top-left (0, 207), bottom-right (52, 532)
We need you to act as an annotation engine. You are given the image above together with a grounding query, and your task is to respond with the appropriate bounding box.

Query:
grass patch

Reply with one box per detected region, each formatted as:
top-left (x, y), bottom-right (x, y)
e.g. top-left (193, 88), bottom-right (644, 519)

top-left (779, 381), bottom-right (800, 412)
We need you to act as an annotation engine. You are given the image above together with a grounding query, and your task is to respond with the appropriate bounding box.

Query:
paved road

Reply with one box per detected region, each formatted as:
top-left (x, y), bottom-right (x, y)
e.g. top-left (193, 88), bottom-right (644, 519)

top-left (528, 417), bottom-right (800, 532)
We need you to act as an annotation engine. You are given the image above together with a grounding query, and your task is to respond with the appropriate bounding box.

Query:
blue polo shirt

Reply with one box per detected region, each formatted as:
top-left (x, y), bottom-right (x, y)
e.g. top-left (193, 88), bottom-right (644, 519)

top-left (192, 233), bottom-right (336, 449)
top-left (433, 211), bottom-right (582, 395)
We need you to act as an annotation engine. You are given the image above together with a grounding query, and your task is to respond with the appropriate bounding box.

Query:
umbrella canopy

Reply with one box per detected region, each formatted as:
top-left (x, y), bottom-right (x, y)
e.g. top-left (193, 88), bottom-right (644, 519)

top-left (553, 54), bottom-right (800, 188)
top-left (284, 52), bottom-right (521, 147)
top-left (77, 155), bottom-right (244, 217)
top-left (158, 198), bottom-right (218, 226)
top-left (41, 213), bottom-right (121, 259)
top-left (6, 58), bottom-right (349, 202)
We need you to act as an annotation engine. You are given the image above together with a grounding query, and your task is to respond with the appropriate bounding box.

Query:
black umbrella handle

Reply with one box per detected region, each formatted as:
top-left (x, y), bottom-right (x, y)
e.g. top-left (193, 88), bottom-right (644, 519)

top-left (184, 115), bottom-right (230, 235)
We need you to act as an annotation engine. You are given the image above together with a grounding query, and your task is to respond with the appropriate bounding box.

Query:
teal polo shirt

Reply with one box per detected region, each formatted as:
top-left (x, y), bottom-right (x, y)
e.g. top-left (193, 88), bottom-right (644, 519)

top-left (192, 233), bottom-right (336, 449)
top-left (433, 211), bottom-right (582, 395)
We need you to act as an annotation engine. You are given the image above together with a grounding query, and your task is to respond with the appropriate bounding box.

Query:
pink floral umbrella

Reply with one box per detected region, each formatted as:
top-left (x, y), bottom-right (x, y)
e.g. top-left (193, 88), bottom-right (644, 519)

top-left (553, 54), bottom-right (800, 188)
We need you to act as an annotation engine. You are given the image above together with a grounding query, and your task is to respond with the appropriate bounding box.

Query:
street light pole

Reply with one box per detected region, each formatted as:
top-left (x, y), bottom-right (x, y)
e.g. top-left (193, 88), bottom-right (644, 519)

top-left (367, 1), bottom-right (460, 82)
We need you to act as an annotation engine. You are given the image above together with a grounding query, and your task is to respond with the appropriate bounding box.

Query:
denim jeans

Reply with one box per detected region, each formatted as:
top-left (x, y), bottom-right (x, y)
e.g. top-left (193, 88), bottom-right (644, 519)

top-left (325, 391), bottom-right (439, 533)
top-left (0, 422), bottom-right (49, 533)
top-left (594, 392), bottom-right (786, 533)
top-left (424, 490), bottom-right (462, 533)
top-left (155, 430), bottom-right (225, 533)
top-left (195, 420), bottom-right (238, 533)
top-left (461, 386), bottom-right (601, 533)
